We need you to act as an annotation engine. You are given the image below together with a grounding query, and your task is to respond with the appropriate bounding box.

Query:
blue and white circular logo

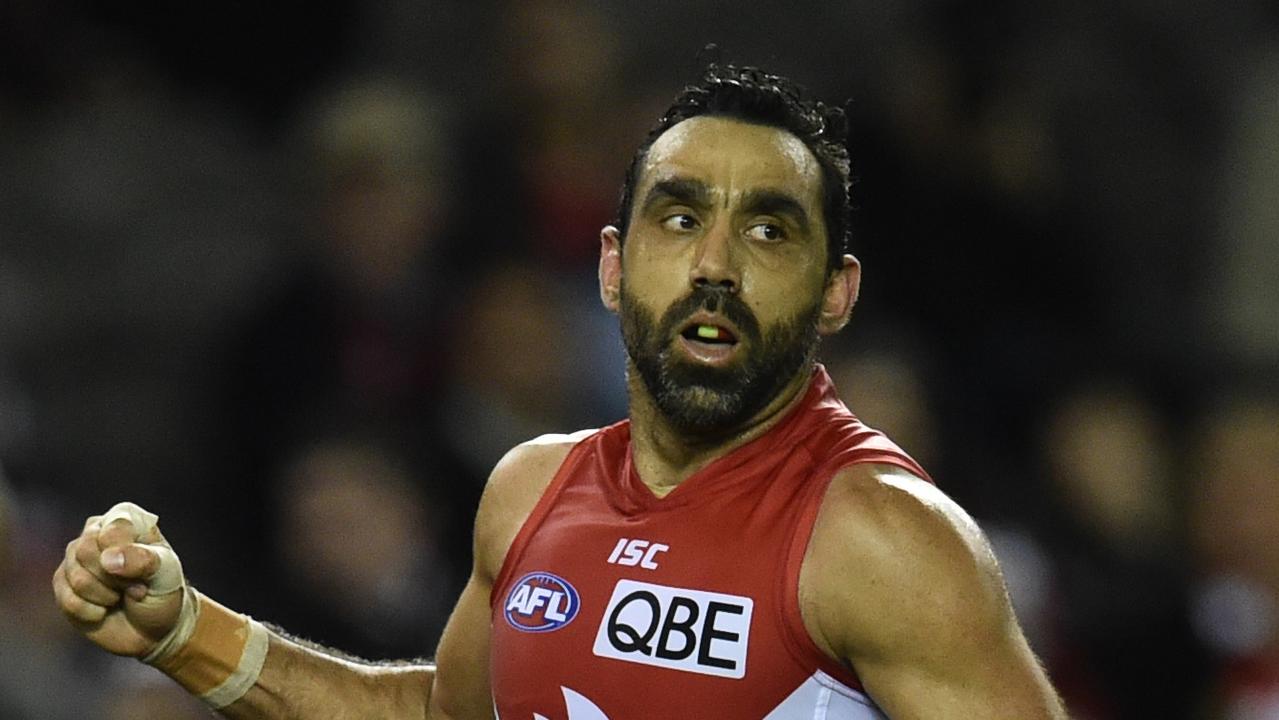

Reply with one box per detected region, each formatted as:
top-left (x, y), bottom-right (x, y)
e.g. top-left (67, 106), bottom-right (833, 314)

top-left (504, 571), bottom-right (581, 632)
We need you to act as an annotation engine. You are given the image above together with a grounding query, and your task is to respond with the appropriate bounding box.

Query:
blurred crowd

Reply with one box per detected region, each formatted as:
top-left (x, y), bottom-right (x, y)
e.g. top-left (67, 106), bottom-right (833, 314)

top-left (1, 1), bottom-right (1277, 718)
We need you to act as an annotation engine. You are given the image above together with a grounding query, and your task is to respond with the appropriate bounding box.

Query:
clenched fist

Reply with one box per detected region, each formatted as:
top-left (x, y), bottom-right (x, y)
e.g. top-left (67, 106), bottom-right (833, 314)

top-left (51, 502), bottom-right (188, 659)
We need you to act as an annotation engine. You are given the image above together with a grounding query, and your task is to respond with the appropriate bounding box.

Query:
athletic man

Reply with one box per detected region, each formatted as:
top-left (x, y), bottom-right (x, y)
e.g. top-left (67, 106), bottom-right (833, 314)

top-left (53, 64), bottom-right (1067, 719)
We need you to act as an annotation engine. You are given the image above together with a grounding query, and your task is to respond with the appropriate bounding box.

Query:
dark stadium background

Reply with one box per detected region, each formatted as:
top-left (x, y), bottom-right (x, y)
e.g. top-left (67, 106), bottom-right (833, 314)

top-left (2, 2), bottom-right (1277, 717)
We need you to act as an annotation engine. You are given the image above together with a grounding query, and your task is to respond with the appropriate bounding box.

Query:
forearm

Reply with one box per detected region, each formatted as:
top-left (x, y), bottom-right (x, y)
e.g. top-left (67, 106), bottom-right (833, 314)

top-left (216, 632), bottom-right (434, 720)
top-left (150, 592), bottom-right (433, 719)
top-left (52, 505), bottom-right (442, 718)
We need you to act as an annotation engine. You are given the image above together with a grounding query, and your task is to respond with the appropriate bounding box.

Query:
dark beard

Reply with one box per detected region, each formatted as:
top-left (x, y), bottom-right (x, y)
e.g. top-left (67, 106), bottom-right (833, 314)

top-left (620, 283), bottom-right (821, 438)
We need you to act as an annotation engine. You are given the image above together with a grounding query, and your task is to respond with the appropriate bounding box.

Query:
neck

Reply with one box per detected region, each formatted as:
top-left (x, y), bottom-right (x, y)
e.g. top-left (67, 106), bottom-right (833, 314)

top-left (626, 363), bottom-right (816, 497)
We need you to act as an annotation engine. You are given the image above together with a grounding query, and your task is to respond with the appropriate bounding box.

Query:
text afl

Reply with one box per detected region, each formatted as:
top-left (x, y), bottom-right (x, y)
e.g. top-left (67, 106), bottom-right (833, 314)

top-left (504, 571), bottom-right (582, 633)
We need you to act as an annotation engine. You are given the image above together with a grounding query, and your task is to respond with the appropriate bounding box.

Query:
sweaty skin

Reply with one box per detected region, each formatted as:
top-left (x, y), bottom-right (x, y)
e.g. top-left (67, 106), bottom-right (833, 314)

top-left (53, 116), bottom-right (1066, 719)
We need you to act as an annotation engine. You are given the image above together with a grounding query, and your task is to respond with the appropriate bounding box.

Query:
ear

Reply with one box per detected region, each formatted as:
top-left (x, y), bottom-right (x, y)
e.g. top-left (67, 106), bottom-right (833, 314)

top-left (599, 225), bottom-right (623, 313)
top-left (817, 254), bottom-right (861, 335)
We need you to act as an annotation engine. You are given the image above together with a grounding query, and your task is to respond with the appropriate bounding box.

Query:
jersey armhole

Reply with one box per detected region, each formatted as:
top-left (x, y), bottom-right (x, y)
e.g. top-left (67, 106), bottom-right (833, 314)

top-left (777, 453), bottom-right (935, 694)
top-left (487, 432), bottom-right (600, 609)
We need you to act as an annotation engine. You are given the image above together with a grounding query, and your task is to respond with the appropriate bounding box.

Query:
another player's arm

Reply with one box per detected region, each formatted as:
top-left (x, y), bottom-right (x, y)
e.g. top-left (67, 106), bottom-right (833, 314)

top-left (803, 464), bottom-right (1068, 720)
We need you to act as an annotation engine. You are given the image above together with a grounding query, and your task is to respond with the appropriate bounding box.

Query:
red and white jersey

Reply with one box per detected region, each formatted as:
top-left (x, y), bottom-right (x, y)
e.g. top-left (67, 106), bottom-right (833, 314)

top-left (490, 366), bottom-right (931, 719)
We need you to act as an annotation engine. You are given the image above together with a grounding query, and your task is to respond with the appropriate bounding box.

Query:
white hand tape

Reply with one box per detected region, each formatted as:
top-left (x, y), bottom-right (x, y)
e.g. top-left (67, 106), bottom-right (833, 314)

top-left (101, 501), bottom-right (159, 536)
top-left (101, 501), bottom-right (185, 596)
top-left (144, 546), bottom-right (185, 596)
top-left (142, 585), bottom-right (199, 666)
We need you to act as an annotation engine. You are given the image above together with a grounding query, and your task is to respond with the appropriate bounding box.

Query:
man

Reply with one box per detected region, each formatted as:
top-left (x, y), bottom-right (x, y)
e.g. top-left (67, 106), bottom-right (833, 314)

top-left (52, 64), bottom-right (1067, 719)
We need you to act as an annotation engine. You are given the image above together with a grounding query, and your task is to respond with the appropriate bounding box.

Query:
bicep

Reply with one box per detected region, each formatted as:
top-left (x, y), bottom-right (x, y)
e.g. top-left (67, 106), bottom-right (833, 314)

top-left (814, 468), bottom-right (1065, 719)
top-left (427, 574), bottom-right (495, 720)
top-left (852, 593), bottom-right (1062, 719)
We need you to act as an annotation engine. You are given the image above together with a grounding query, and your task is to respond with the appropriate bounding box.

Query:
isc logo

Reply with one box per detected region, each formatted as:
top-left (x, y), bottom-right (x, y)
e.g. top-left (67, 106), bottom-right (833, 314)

top-left (591, 579), bottom-right (753, 679)
top-left (504, 572), bottom-right (581, 633)
top-left (606, 537), bottom-right (669, 570)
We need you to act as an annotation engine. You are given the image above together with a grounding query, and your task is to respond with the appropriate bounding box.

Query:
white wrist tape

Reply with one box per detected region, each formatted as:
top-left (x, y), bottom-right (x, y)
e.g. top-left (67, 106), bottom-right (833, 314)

top-left (201, 615), bottom-right (270, 709)
top-left (147, 592), bottom-right (271, 709)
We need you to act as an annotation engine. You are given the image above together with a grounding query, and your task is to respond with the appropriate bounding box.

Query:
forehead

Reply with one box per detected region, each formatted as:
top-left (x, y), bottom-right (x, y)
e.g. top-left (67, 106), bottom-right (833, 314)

top-left (638, 116), bottom-right (824, 207)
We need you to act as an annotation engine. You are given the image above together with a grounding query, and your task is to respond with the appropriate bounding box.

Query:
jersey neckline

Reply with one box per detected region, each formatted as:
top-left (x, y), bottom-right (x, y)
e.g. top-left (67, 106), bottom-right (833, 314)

top-left (611, 364), bottom-right (839, 513)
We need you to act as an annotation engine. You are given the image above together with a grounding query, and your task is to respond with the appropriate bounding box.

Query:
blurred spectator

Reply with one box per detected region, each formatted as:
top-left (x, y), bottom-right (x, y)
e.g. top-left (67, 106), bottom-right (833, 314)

top-left (1210, 47), bottom-right (1279, 367)
top-left (1191, 395), bottom-right (1279, 719)
top-left (823, 337), bottom-right (941, 473)
top-left (458, 0), bottom-right (654, 271)
top-left (436, 263), bottom-right (605, 483)
top-left (264, 437), bottom-right (459, 660)
top-left (1026, 382), bottom-right (1204, 719)
top-left (0, 19), bottom-right (281, 512)
top-left (211, 76), bottom-right (464, 608)
top-left (1043, 384), bottom-right (1177, 556)
top-left (228, 75), bottom-right (458, 448)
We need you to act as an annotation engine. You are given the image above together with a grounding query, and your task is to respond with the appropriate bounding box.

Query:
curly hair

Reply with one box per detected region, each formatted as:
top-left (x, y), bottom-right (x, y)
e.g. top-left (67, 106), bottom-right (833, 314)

top-left (614, 63), bottom-right (852, 271)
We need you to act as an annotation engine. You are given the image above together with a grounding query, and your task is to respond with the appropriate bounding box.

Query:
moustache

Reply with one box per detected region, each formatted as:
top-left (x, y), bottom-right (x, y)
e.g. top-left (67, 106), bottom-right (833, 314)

top-left (658, 285), bottom-right (761, 342)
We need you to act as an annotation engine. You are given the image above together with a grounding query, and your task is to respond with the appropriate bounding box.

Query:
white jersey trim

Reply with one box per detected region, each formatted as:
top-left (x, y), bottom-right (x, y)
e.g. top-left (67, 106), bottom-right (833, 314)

top-left (762, 669), bottom-right (887, 720)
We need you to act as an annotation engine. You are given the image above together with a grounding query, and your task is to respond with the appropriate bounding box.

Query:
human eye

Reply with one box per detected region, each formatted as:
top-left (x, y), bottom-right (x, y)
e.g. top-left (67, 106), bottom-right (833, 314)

top-left (660, 213), bottom-right (699, 233)
top-left (744, 222), bottom-right (785, 242)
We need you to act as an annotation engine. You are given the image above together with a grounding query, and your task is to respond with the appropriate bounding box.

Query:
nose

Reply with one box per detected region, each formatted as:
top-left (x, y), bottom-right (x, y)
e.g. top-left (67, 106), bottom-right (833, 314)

top-left (688, 220), bottom-right (740, 293)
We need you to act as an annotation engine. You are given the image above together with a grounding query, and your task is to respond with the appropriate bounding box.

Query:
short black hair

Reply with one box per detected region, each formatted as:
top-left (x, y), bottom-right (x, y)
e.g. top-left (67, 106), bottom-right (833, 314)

top-left (615, 63), bottom-right (852, 271)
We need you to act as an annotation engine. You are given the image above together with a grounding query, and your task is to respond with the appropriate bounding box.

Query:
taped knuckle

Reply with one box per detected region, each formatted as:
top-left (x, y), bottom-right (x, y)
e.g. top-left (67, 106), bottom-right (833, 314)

top-left (145, 524), bottom-right (167, 545)
top-left (143, 546), bottom-right (185, 595)
top-left (97, 519), bottom-right (136, 549)
top-left (137, 526), bottom-right (162, 546)
top-left (101, 502), bottom-right (158, 539)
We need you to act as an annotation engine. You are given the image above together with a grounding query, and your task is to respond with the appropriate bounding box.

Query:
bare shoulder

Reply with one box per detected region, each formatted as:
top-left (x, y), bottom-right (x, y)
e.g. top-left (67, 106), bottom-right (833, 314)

top-left (801, 463), bottom-right (1006, 666)
top-left (801, 466), bottom-right (1066, 716)
top-left (472, 429), bottom-right (597, 582)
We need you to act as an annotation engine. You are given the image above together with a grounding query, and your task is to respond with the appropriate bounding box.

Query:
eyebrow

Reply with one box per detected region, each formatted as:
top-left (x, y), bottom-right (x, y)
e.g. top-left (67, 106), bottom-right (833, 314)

top-left (640, 176), bottom-right (713, 214)
top-left (740, 188), bottom-right (812, 233)
top-left (639, 176), bottom-right (814, 234)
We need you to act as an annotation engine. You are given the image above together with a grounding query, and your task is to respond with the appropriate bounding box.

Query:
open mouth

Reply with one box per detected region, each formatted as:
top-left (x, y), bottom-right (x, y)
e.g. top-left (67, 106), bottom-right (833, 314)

top-left (674, 319), bottom-right (742, 365)
top-left (680, 323), bottom-right (738, 345)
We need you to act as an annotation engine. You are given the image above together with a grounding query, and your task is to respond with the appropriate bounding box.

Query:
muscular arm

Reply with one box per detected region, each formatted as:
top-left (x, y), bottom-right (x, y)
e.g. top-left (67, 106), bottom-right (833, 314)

top-left (52, 435), bottom-right (579, 720)
top-left (219, 629), bottom-right (435, 719)
top-left (801, 465), bottom-right (1067, 719)
top-left (51, 509), bottom-right (438, 720)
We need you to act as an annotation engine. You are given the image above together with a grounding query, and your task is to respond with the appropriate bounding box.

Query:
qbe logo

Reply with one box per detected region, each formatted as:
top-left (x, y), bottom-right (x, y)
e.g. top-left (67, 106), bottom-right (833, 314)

top-left (591, 579), bottom-right (753, 679)
top-left (504, 571), bottom-right (581, 633)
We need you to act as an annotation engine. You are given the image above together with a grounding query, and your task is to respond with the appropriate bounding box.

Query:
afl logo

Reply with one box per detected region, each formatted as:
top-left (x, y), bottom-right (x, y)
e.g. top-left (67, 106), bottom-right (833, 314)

top-left (504, 571), bottom-right (581, 633)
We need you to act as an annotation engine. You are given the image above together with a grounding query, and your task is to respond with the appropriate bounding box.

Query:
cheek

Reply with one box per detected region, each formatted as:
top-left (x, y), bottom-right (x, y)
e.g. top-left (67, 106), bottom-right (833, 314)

top-left (622, 247), bottom-right (691, 300)
top-left (741, 262), bottom-right (826, 315)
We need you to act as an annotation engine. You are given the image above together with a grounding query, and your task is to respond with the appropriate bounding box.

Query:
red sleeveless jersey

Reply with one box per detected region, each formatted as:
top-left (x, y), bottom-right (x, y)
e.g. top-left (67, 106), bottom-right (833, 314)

top-left (490, 366), bottom-right (931, 719)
